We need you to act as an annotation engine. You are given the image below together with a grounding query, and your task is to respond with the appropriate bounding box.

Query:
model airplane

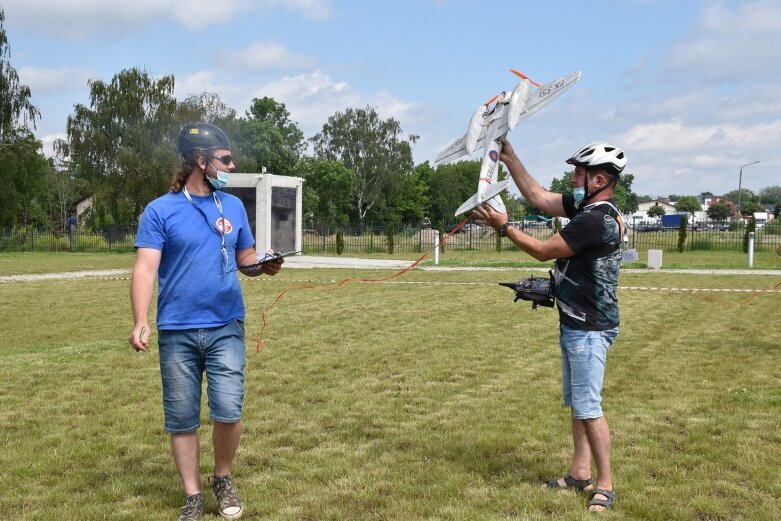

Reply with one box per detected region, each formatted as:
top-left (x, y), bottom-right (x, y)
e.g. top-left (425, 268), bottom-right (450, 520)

top-left (435, 69), bottom-right (581, 216)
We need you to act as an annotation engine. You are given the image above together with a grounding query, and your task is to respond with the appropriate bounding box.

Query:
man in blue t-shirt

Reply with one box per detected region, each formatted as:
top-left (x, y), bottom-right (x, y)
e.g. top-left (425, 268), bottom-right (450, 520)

top-left (129, 123), bottom-right (284, 521)
top-left (473, 138), bottom-right (627, 513)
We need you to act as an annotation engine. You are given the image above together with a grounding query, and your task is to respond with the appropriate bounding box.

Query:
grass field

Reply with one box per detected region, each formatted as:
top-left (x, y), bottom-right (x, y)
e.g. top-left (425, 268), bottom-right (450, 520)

top-left (1, 247), bottom-right (779, 275)
top-left (1, 254), bottom-right (780, 520)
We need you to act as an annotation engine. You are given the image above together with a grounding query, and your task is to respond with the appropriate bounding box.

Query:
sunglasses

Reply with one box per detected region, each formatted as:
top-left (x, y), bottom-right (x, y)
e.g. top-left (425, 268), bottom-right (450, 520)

top-left (210, 154), bottom-right (234, 165)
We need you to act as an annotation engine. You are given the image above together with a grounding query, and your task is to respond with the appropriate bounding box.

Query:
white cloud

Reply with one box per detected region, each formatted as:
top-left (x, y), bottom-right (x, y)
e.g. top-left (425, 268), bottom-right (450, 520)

top-left (171, 69), bottom-right (423, 142)
top-left (229, 42), bottom-right (315, 70)
top-left (618, 119), bottom-right (781, 155)
top-left (664, 1), bottom-right (781, 82)
top-left (17, 66), bottom-right (95, 93)
top-left (174, 70), bottom-right (236, 101)
top-left (2, 0), bottom-right (332, 38)
top-left (283, 0), bottom-right (334, 21)
top-left (249, 71), bottom-right (360, 135)
top-left (245, 71), bottom-right (424, 139)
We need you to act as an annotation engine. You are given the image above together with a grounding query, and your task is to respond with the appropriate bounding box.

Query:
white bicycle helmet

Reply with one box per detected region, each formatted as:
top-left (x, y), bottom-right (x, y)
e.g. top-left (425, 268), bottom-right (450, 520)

top-left (566, 141), bottom-right (627, 175)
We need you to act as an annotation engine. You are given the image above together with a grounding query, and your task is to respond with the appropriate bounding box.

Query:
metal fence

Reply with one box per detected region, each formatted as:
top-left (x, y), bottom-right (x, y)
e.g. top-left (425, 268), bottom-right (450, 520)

top-left (302, 220), bottom-right (781, 254)
top-left (1, 220), bottom-right (779, 254)
top-left (0, 228), bottom-right (136, 253)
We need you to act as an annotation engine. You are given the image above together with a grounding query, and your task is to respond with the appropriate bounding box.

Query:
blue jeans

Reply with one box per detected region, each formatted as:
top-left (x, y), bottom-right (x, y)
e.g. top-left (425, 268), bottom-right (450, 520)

top-left (158, 320), bottom-right (246, 433)
top-left (559, 325), bottom-right (618, 420)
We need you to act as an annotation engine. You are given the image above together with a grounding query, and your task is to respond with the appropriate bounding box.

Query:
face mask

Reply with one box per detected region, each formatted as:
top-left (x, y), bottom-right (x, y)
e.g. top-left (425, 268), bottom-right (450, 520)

top-left (573, 186), bottom-right (586, 206)
top-left (573, 177), bottom-right (594, 207)
top-left (206, 163), bottom-right (230, 191)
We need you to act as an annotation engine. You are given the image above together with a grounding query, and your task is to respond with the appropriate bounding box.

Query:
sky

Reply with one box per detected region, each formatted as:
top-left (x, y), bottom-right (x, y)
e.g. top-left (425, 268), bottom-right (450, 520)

top-left (3, 0), bottom-right (780, 198)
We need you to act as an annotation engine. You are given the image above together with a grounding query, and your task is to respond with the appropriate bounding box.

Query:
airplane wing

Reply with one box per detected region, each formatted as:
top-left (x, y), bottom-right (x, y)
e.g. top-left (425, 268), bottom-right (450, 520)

top-left (435, 134), bottom-right (468, 165)
top-left (473, 71), bottom-right (581, 150)
top-left (436, 71), bottom-right (580, 164)
top-left (435, 126), bottom-right (488, 165)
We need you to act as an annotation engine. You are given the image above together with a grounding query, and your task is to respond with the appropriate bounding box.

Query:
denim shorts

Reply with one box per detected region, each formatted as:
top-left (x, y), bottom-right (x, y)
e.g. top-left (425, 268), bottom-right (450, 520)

top-left (158, 320), bottom-right (246, 433)
top-left (559, 324), bottom-right (618, 420)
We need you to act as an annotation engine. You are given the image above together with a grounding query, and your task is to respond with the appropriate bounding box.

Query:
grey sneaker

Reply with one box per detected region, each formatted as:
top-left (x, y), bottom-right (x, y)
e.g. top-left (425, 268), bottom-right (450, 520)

top-left (210, 475), bottom-right (244, 520)
top-left (177, 492), bottom-right (203, 521)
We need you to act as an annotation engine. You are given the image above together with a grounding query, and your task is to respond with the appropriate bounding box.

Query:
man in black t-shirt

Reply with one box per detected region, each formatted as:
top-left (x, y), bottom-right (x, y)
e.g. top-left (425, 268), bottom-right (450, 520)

top-left (473, 138), bottom-right (627, 513)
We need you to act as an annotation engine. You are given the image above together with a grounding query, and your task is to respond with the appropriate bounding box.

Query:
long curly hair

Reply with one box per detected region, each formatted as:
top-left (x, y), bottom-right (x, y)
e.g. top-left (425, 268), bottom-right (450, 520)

top-left (169, 150), bottom-right (205, 192)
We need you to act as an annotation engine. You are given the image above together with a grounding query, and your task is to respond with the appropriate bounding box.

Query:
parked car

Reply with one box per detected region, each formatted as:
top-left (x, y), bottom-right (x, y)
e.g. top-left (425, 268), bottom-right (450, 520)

top-left (638, 223), bottom-right (662, 232)
top-left (460, 223), bottom-right (483, 233)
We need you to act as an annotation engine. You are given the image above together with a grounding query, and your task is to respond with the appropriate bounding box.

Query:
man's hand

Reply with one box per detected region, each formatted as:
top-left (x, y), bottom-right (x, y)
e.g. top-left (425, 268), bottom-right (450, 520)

top-left (472, 204), bottom-right (509, 231)
top-left (498, 136), bottom-right (517, 164)
top-left (260, 257), bottom-right (283, 276)
top-left (238, 249), bottom-right (284, 277)
top-left (129, 322), bottom-right (150, 353)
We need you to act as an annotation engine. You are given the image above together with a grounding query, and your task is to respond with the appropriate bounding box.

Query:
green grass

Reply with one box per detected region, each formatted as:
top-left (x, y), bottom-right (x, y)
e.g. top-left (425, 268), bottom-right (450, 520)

top-left (0, 252), bottom-right (135, 275)
top-left (1, 259), bottom-right (780, 520)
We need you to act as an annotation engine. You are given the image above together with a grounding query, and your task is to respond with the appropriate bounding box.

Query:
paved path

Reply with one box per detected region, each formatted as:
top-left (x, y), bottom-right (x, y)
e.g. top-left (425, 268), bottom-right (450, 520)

top-left (2, 256), bottom-right (780, 282)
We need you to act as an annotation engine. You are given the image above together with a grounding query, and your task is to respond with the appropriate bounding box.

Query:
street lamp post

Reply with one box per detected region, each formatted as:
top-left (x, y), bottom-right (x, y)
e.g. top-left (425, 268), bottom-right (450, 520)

top-left (737, 161), bottom-right (760, 218)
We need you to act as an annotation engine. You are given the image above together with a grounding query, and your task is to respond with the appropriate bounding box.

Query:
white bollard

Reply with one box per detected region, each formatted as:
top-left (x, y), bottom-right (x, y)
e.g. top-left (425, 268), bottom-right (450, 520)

top-left (434, 230), bottom-right (440, 265)
top-left (648, 249), bottom-right (663, 269)
top-left (748, 232), bottom-right (754, 268)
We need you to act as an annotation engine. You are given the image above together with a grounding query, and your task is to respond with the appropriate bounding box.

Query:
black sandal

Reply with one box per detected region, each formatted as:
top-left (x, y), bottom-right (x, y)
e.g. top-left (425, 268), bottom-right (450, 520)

top-left (588, 488), bottom-right (616, 511)
top-left (545, 473), bottom-right (594, 491)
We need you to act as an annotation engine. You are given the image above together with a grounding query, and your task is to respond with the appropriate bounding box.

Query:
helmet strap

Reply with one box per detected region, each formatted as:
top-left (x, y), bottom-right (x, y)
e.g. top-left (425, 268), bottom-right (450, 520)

top-left (582, 171), bottom-right (615, 205)
top-left (197, 156), bottom-right (216, 193)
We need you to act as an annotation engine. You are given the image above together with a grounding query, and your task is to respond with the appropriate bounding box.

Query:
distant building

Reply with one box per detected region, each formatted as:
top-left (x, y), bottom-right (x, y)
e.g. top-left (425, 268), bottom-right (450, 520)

top-left (631, 199), bottom-right (677, 225)
top-left (73, 196), bottom-right (93, 225)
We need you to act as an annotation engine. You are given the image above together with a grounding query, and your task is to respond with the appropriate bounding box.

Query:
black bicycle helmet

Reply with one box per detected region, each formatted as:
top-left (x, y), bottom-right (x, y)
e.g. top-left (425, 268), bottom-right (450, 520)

top-left (177, 122), bottom-right (230, 155)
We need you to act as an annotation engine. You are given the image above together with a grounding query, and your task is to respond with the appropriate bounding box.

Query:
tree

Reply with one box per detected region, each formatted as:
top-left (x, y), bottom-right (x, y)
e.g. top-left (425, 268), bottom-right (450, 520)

top-left (737, 199), bottom-right (761, 216)
top-left (66, 67), bottom-right (179, 227)
top-left (647, 203), bottom-right (666, 218)
top-left (614, 173), bottom-right (639, 214)
top-left (706, 200), bottom-right (731, 221)
top-left (0, 7), bottom-right (40, 144)
top-left (550, 171), bottom-right (573, 195)
top-left (723, 188), bottom-right (759, 216)
top-left (297, 157), bottom-right (355, 225)
top-left (50, 140), bottom-right (77, 231)
top-left (236, 97), bottom-right (304, 176)
top-left (178, 91), bottom-right (237, 124)
top-left (677, 214), bottom-right (687, 253)
top-left (425, 159), bottom-right (481, 222)
top-left (759, 186), bottom-right (781, 208)
top-left (675, 195), bottom-right (701, 216)
top-left (380, 165), bottom-right (430, 223)
top-left (0, 7), bottom-right (51, 230)
top-left (743, 217), bottom-right (756, 254)
top-left (550, 170), bottom-right (639, 213)
top-left (311, 106), bottom-right (417, 226)
top-left (0, 131), bottom-right (51, 229)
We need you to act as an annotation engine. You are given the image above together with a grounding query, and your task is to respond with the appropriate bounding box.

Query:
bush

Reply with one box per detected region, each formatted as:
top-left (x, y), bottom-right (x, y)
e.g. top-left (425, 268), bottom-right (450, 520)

top-left (336, 228), bottom-right (344, 255)
top-left (763, 218), bottom-right (781, 235)
top-left (437, 220), bottom-right (446, 254)
top-left (677, 217), bottom-right (687, 253)
top-left (386, 223), bottom-right (395, 255)
top-left (743, 217), bottom-right (756, 254)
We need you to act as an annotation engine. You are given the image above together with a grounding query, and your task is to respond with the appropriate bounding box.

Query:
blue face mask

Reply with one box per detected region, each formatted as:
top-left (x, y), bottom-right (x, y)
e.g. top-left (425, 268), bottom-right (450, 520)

top-left (573, 177), bottom-right (594, 207)
top-left (573, 186), bottom-right (586, 206)
top-left (206, 164), bottom-right (230, 191)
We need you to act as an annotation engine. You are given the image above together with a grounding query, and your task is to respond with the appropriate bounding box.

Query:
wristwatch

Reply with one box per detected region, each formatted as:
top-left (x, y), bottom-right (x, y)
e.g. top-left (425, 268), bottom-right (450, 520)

top-left (497, 222), bottom-right (510, 237)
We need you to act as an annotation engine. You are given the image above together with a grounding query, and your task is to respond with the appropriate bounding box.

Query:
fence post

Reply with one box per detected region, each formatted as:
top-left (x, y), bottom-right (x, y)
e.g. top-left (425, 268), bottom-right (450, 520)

top-left (748, 232), bottom-right (755, 268)
top-left (434, 230), bottom-right (440, 265)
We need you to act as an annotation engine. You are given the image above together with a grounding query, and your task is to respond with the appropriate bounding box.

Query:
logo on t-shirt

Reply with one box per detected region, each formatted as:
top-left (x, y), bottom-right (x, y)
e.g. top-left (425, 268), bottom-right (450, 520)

top-left (216, 217), bottom-right (233, 234)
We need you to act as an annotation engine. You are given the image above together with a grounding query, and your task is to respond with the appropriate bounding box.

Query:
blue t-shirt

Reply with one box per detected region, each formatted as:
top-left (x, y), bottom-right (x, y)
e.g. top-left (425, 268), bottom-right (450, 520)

top-left (554, 195), bottom-right (622, 331)
top-left (135, 190), bottom-right (255, 330)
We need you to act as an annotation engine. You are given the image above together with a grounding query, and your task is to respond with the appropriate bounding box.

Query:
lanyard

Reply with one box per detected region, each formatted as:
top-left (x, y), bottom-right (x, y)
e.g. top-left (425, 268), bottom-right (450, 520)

top-left (182, 187), bottom-right (229, 271)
